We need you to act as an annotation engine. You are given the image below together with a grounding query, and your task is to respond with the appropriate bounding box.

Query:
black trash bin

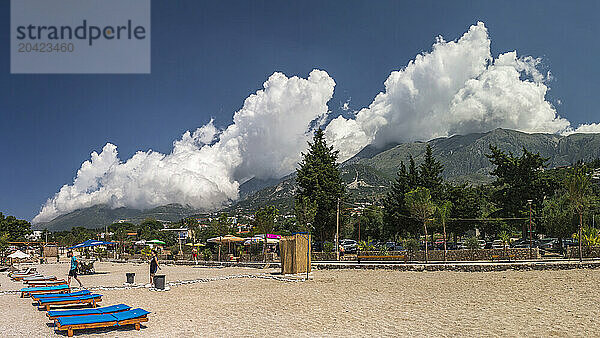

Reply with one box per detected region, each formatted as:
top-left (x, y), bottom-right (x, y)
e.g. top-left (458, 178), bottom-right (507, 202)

top-left (126, 272), bottom-right (135, 284)
top-left (154, 275), bottom-right (166, 290)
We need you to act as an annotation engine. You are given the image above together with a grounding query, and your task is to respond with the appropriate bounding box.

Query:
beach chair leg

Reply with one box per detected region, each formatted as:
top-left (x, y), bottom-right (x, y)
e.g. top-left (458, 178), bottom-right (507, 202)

top-left (67, 328), bottom-right (73, 337)
top-left (46, 305), bottom-right (50, 311)
top-left (135, 323), bottom-right (141, 330)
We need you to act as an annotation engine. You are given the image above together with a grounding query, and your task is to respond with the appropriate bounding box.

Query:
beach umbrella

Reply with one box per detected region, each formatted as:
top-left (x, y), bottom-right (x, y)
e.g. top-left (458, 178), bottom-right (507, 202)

top-left (207, 235), bottom-right (245, 260)
top-left (244, 237), bottom-right (279, 245)
top-left (207, 235), bottom-right (245, 243)
top-left (7, 250), bottom-right (30, 259)
top-left (254, 234), bottom-right (282, 239)
top-left (134, 240), bottom-right (146, 245)
top-left (68, 239), bottom-right (117, 249)
top-left (147, 239), bottom-right (166, 245)
top-left (185, 243), bottom-right (205, 247)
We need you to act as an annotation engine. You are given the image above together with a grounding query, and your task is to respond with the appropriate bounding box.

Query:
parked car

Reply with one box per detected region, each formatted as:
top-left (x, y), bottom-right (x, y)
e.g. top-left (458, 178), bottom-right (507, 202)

top-left (539, 238), bottom-right (560, 252)
top-left (562, 238), bottom-right (579, 250)
top-left (434, 240), bottom-right (445, 250)
top-left (340, 239), bottom-right (358, 254)
top-left (383, 241), bottom-right (396, 250)
top-left (420, 241), bottom-right (435, 250)
top-left (478, 240), bottom-right (486, 249)
top-left (491, 239), bottom-right (504, 250)
top-left (512, 239), bottom-right (539, 248)
top-left (443, 242), bottom-right (458, 250)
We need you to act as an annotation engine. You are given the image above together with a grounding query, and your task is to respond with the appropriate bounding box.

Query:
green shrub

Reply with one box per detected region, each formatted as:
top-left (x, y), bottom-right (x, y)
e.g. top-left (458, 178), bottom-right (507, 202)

top-left (379, 246), bottom-right (390, 255)
top-left (582, 227), bottom-right (600, 247)
top-left (403, 238), bottom-right (420, 252)
top-left (358, 240), bottom-right (375, 251)
top-left (140, 246), bottom-right (152, 257)
top-left (464, 237), bottom-right (480, 250)
top-left (202, 248), bottom-right (212, 261)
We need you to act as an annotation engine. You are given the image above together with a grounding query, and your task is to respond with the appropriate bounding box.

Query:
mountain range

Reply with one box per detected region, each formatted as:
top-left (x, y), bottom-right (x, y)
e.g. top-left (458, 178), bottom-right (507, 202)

top-left (35, 128), bottom-right (600, 231)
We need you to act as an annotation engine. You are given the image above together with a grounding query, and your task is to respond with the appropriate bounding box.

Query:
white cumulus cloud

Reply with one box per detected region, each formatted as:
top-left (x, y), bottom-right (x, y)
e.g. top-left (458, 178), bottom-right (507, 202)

top-left (35, 22), bottom-right (600, 223)
top-left (325, 22), bottom-right (574, 161)
top-left (33, 70), bottom-right (334, 223)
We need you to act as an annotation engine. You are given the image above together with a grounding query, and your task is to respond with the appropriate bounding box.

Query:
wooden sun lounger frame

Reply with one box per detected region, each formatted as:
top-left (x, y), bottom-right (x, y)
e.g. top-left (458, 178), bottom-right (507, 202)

top-left (25, 279), bottom-right (67, 287)
top-left (9, 268), bottom-right (33, 276)
top-left (55, 314), bottom-right (148, 337)
top-left (21, 287), bottom-right (70, 298)
top-left (46, 306), bottom-right (129, 320)
top-left (12, 274), bottom-right (41, 281)
top-left (38, 296), bottom-right (102, 311)
top-left (23, 275), bottom-right (57, 280)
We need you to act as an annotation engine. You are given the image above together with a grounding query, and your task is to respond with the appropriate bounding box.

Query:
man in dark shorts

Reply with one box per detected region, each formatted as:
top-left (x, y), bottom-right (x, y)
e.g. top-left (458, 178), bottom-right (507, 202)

top-left (149, 250), bottom-right (160, 284)
top-left (67, 251), bottom-right (83, 287)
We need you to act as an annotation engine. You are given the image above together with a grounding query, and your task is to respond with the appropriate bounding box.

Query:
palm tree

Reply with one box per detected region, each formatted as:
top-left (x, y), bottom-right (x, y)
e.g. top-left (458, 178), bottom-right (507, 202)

top-left (499, 231), bottom-right (511, 259)
top-left (405, 187), bottom-right (436, 263)
top-left (436, 200), bottom-right (452, 262)
top-left (565, 167), bottom-right (591, 262)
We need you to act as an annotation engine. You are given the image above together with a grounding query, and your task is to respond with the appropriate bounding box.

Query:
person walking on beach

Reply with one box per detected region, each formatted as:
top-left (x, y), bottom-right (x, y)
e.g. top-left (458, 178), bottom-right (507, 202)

top-left (149, 250), bottom-right (160, 284)
top-left (67, 251), bottom-right (83, 288)
top-left (192, 248), bottom-right (198, 264)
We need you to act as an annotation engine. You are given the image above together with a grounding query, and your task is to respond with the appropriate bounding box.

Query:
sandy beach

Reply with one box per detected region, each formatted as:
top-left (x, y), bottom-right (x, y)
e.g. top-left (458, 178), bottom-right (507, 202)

top-left (1, 261), bottom-right (599, 337)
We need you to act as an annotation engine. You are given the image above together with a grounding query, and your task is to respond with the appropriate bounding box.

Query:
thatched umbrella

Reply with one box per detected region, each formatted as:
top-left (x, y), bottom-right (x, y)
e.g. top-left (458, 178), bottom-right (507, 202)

top-left (207, 235), bottom-right (245, 260)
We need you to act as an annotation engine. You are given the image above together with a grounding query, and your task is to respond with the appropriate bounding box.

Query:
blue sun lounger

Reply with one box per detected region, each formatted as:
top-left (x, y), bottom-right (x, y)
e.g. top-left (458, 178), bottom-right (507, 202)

top-left (54, 308), bottom-right (150, 337)
top-left (21, 284), bottom-right (70, 298)
top-left (47, 304), bottom-right (131, 320)
top-left (32, 290), bottom-right (91, 301)
top-left (38, 294), bottom-right (102, 311)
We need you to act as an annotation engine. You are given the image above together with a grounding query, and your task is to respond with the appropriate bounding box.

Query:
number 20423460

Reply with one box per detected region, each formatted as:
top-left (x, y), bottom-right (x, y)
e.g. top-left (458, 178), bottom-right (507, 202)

top-left (17, 42), bottom-right (74, 53)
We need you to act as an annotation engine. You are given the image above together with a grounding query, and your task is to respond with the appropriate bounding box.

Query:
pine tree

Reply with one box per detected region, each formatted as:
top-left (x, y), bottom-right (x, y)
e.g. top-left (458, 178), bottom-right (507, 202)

top-left (419, 145), bottom-right (444, 201)
top-left (383, 146), bottom-right (444, 240)
top-left (486, 145), bottom-right (554, 237)
top-left (383, 162), bottom-right (419, 239)
top-left (295, 129), bottom-right (345, 242)
top-left (408, 155), bottom-right (419, 187)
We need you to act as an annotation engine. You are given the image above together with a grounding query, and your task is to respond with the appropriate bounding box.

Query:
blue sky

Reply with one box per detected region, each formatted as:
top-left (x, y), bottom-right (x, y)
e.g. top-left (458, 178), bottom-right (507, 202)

top-left (1, 0), bottom-right (599, 221)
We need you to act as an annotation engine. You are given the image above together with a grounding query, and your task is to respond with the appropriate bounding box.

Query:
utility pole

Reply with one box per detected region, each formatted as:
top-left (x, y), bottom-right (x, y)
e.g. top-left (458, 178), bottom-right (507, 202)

top-left (528, 200), bottom-right (533, 260)
top-left (358, 212), bottom-right (361, 243)
top-left (579, 213), bottom-right (583, 262)
top-left (336, 198), bottom-right (340, 261)
top-left (178, 232), bottom-right (183, 258)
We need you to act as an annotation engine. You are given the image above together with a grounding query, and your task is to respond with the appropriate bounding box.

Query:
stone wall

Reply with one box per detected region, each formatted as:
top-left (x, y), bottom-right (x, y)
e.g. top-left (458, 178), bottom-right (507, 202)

top-left (311, 248), bottom-right (538, 262)
top-left (314, 261), bottom-right (600, 272)
top-left (238, 253), bottom-right (279, 263)
top-left (566, 246), bottom-right (600, 259)
top-left (410, 248), bottom-right (538, 261)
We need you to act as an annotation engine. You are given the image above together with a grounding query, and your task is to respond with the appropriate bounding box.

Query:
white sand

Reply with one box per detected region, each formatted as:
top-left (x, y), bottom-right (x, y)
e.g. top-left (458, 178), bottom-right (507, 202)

top-left (1, 261), bottom-right (599, 337)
